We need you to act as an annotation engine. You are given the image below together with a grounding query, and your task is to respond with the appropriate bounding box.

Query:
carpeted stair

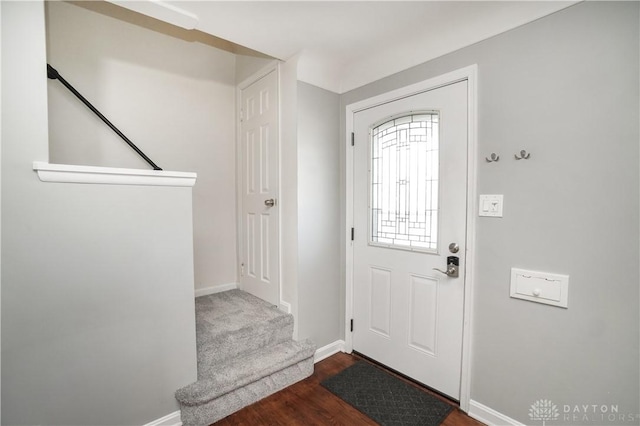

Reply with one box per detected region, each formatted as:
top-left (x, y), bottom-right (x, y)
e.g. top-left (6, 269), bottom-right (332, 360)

top-left (176, 289), bottom-right (316, 425)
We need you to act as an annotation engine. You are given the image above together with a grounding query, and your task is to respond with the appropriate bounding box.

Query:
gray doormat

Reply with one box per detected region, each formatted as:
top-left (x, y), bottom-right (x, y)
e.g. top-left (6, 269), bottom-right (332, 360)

top-left (321, 361), bottom-right (452, 426)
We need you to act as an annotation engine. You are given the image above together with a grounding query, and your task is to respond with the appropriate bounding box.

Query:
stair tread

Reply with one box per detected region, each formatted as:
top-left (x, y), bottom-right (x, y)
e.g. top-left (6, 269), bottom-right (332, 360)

top-left (176, 338), bottom-right (316, 405)
top-left (195, 290), bottom-right (295, 371)
top-left (179, 357), bottom-right (315, 425)
top-left (196, 290), bottom-right (292, 345)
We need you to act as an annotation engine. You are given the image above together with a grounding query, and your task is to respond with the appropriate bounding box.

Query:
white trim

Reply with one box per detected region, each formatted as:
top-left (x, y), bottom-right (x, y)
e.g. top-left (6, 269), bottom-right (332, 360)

top-left (459, 64), bottom-right (478, 414)
top-left (279, 300), bottom-right (292, 314)
top-left (468, 400), bottom-right (525, 426)
top-left (344, 65), bottom-right (478, 412)
top-left (345, 66), bottom-right (476, 114)
top-left (235, 72), bottom-right (245, 306)
top-left (314, 340), bottom-right (346, 363)
top-left (275, 62), bottom-right (286, 314)
top-left (237, 60), bottom-right (281, 90)
top-left (142, 410), bottom-right (182, 426)
top-left (33, 162), bottom-right (196, 187)
top-left (194, 282), bottom-right (238, 298)
top-left (109, 1), bottom-right (198, 30)
top-left (344, 96), bottom-right (355, 354)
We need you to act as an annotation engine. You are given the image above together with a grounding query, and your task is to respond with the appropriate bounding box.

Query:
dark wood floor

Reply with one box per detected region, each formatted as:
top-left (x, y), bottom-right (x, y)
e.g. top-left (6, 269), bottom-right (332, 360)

top-left (214, 352), bottom-right (485, 426)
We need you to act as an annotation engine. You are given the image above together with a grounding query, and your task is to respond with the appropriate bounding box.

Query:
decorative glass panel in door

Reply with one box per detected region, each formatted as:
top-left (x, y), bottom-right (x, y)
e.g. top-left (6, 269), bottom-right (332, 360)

top-left (370, 112), bottom-right (439, 252)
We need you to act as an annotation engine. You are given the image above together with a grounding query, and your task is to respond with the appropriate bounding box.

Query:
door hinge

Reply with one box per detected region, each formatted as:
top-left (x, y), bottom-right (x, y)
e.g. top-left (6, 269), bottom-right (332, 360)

top-left (240, 263), bottom-right (245, 277)
top-left (351, 227), bottom-right (354, 241)
top-left (351, 132), bottom-right (355, 146)
top-left (240, 108), bottom-right (244, 122)
top-left (350, 319), bottom-right (354, 332)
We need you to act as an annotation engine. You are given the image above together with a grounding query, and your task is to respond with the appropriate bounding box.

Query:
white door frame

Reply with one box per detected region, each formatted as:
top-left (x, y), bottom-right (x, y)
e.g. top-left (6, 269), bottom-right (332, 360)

top-left (235, 61), bottom-right (286, 310)
top-left (344, 65), bottom-right (478, 412)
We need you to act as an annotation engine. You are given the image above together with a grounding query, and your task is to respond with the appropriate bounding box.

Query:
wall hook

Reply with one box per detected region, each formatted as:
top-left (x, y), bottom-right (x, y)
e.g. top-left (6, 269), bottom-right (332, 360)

top-left (515, 150), bottom-right (531, 160)
top-left (485, 153), bottom-right (499, 163)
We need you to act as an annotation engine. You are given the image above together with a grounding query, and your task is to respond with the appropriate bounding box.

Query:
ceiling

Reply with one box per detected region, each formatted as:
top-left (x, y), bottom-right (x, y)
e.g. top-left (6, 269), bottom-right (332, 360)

top-left (111, 1), bottom-right (579, 93)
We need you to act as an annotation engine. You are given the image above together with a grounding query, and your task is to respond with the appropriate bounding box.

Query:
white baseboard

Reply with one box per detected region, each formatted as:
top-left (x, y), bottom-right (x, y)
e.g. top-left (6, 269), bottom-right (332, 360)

top-left (279, 300), bottom-right (292, 314)
top-left (468, 400), bottom-right (524, 426)
top-left (314, 340), bottom-right (346, 363)
top-left (194, 282), bottom-right (238, 297)
top-left (143, 410), bottom-right (182, 426)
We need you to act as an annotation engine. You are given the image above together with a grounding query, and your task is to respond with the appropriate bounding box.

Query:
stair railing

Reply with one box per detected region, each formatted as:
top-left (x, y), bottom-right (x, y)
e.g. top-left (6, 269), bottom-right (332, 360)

top-left (47, 64), bottom-right (162, 171)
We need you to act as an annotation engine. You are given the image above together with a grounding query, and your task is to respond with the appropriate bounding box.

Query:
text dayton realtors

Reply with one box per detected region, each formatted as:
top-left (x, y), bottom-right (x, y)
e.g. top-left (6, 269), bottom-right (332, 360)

top-left (562, 404), bottom-right (638, 423)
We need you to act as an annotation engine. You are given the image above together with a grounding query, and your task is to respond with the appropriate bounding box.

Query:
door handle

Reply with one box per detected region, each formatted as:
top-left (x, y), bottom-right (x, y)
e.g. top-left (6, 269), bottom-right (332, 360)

top-left (433, 265), bottom-right (458, 277)
top-left (433, 256), bottom-right (459, 278)
top-left (264, 198), bottom-right (276, 208)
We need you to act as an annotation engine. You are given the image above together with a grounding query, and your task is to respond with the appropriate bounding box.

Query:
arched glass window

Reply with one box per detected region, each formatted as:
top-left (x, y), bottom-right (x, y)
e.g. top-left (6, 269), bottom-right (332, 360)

top-left (370, 112), bottom-right (439, 251)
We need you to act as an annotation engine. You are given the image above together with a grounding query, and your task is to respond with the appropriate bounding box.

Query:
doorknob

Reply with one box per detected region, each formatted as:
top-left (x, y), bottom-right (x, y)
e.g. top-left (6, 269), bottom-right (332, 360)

top-left (433, 256), bottom-right (459, 278)
top-left (264, 198), bottom-right (276, 208)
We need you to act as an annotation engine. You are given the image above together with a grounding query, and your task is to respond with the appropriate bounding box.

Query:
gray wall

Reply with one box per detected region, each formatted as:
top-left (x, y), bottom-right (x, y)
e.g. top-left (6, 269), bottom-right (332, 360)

top-left (235, 53), bottom-right (276, 85)
top-left (46, 1), bottom-right (238, 294)
top-left (297, 81), bottom-right (341, 348)
top-left (341, 2), bottom-right (639, 423)
top-left (2, 2), bottom-right (197, 425)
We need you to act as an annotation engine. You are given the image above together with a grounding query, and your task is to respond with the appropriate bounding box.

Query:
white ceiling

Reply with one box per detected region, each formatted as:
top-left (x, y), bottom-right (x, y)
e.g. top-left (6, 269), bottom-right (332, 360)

top-left (112, 1), bottom-right (579, 93)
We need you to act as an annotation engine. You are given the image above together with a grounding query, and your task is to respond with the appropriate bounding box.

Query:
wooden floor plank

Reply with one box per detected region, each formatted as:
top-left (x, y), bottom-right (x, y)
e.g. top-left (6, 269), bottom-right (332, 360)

top-left (214, 352), bottom-right (484, 426)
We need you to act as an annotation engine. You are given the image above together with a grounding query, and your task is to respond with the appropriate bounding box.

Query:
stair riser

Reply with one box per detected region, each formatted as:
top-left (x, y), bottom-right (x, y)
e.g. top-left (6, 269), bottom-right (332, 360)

top-left (180, 357), bottom-right (314, 426)
top-left (196, 319), bottom-right (293, 376)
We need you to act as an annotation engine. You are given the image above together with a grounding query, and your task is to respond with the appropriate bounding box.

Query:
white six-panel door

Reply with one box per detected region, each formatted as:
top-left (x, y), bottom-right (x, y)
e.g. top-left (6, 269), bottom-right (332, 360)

top-left (352, 81), bottom-right (468, 400)
top-left (239, 70), bottom-right (279, 306)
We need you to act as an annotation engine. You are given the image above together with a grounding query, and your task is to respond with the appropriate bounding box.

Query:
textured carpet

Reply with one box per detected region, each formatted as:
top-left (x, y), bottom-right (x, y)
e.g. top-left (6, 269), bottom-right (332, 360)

top-left (195, 289), bottom-right (294, 376)
top-left (175, 289), bottom-right (316, 425)
top-left (321, 362), bottom-right (452, 426)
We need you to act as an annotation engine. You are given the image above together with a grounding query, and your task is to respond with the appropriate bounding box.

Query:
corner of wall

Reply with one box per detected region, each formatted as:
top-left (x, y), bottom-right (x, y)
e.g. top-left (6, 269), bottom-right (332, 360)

top-left (279, 56), bottom-right (299, 339)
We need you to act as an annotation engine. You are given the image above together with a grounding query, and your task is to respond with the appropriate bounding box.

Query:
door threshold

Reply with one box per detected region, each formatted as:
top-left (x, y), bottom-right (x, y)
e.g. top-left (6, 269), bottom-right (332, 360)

top-left (352, 351), bottom-right (460, 407)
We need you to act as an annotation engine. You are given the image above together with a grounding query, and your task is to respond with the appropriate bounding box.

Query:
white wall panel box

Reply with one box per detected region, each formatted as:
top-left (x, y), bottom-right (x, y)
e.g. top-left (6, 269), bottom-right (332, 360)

top-left (510, 268), bottom-right (569, 308)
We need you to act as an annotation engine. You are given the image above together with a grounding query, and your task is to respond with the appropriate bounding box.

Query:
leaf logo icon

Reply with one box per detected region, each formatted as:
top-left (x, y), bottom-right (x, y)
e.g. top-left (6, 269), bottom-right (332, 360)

top-left (529, 399), bottom-right (559, 426)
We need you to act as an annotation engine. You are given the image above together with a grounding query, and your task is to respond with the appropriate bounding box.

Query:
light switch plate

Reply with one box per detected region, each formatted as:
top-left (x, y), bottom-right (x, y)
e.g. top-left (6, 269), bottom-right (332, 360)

top-left (479, 194), bottom-right (503, 217)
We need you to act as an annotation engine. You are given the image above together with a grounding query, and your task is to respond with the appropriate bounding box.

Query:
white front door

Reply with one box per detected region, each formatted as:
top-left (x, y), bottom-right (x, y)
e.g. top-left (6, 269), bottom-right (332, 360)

top-left (239, 69), bottom-right (279, 306)
top-left (352, 81), bottom-right (468, 400)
